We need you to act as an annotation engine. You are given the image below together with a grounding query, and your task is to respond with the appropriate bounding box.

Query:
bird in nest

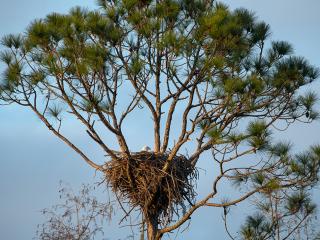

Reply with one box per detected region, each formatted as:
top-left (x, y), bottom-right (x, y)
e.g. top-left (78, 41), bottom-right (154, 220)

top-left (141, 145), bottom-right (151, 152)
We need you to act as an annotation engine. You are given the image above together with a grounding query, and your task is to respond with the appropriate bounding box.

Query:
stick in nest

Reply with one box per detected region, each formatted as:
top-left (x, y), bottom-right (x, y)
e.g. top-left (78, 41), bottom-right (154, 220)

top-left (103, 151), bottom-right (198, 225)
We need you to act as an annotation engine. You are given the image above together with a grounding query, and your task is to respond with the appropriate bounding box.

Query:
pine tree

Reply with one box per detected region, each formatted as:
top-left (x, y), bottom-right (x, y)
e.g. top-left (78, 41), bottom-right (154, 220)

top-left (1, 1), bottom-right (320, 239)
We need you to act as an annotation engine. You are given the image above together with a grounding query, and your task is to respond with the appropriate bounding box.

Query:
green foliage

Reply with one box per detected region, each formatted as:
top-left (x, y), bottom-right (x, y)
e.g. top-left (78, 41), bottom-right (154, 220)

top-left (48, 105), bottom-right (63, 118)
top-left (246, 74), bottom-right (265, 95)
top-left (247, 120), bottom-right (270, 150)
top-left (26, 20), bottom-right (51, 48)
top-left (223, 77), bottom-right (246, 94)
top-left (81, 99), bottom-right (95, 113)
top-left (233, 8), bottom-right (255, 30)
top-left (240, 213), bottom-right (273, 240)
top-left (82, 44), bottom-right (108, 71)
top-left (289, 146), bottom-right (320, 182)
top-left (123, 0), bottom-right (140, 10)
top-left (95, 0), bottom-right (108, 9)
top-left (155, 0), bottom-right (180, 22)
top-left (267, 41), bottom-right (293, 63)
top-left (130, 56), bottom-right (144, 75)
top-left (264, 178), bottom-right (280, 192)
top-left (286, 191), bottom-right (315, 214)
top-left (231, 171), bottom-right (249, 187)
top-left (272, 57), bottom-right (319, 91)
top-left (299, 92), bottom-right (319, 120)
top-left (29, 70), bottom-right (46, 85)
top-left (198, 4), bottom-right (240, 41)
top-left (267, 141), bottom-right (291, 158)
top-left (251, 22), bottom-right (270, 44)
top-left (272, 41), bottom-right (293, 56)
top-left (98, 100), bottom-right (111, 112)
top-left (160, 30), bottom-right (185, 54)
top-left (80, 95), bottom-right (102, 113)
top-left (1, 34), bottom-right (23, 49)
top-left (0, 50), bottom-right (13, 65)
top-left (127, 10), bottom-right (143, 25)
top-left (180, 0), bottom-right (206, 19)
top-left (226, 132), bottom-right (246, 145)
top-left (3, 62), bottom-right (22, 86)
top-left (241, 189), bottom-right (318, 240)
top-left (251, 173), bottom-right (265, 186)
top-left (299, 91), bottom-right (317, 111)
top-left (205, 126), bottom-right (222, 140)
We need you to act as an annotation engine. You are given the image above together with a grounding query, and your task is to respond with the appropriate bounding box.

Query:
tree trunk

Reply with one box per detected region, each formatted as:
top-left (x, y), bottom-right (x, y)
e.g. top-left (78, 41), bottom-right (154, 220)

top-left (146, 216), bottom-right (160, 240)
top-left (154, 118), bottom-right (161, 153)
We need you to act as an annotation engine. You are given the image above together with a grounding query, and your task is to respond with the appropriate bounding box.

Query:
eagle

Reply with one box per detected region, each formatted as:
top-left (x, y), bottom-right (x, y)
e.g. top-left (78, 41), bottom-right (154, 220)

top-left (141, 145), bottom-right (151, 152)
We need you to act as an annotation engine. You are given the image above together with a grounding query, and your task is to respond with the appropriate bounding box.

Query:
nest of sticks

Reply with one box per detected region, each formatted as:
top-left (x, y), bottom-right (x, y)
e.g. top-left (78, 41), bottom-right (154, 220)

top-left (103, 151), bottom-right (197, 223)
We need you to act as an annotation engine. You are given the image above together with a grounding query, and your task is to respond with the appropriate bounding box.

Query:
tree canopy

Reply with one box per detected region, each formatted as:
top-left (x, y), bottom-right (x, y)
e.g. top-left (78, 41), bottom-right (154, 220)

top-left (1, 0), bottom-right (319, 239)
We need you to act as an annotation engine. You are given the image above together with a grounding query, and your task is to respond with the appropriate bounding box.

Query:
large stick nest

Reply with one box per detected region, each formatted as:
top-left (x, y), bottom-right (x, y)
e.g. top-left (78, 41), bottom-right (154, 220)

top-left (103, 151), bottom-right (197, 223)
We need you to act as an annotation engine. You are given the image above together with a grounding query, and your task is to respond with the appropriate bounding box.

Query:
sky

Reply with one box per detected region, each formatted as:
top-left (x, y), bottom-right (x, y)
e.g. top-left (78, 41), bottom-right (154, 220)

top-left (0, 0), bottom-right (320, 239)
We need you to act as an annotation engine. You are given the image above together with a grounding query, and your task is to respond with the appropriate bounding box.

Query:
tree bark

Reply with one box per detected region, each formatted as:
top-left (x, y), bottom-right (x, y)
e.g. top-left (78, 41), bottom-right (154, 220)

top-left (146, 216), bottom-right (160, 240)
top-left (154, 118), bottom-right (161, 152)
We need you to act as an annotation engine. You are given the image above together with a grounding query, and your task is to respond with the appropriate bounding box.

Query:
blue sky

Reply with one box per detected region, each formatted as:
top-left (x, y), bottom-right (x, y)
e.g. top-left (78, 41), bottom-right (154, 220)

top-left (0, 1), bottom-right (320, 239)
